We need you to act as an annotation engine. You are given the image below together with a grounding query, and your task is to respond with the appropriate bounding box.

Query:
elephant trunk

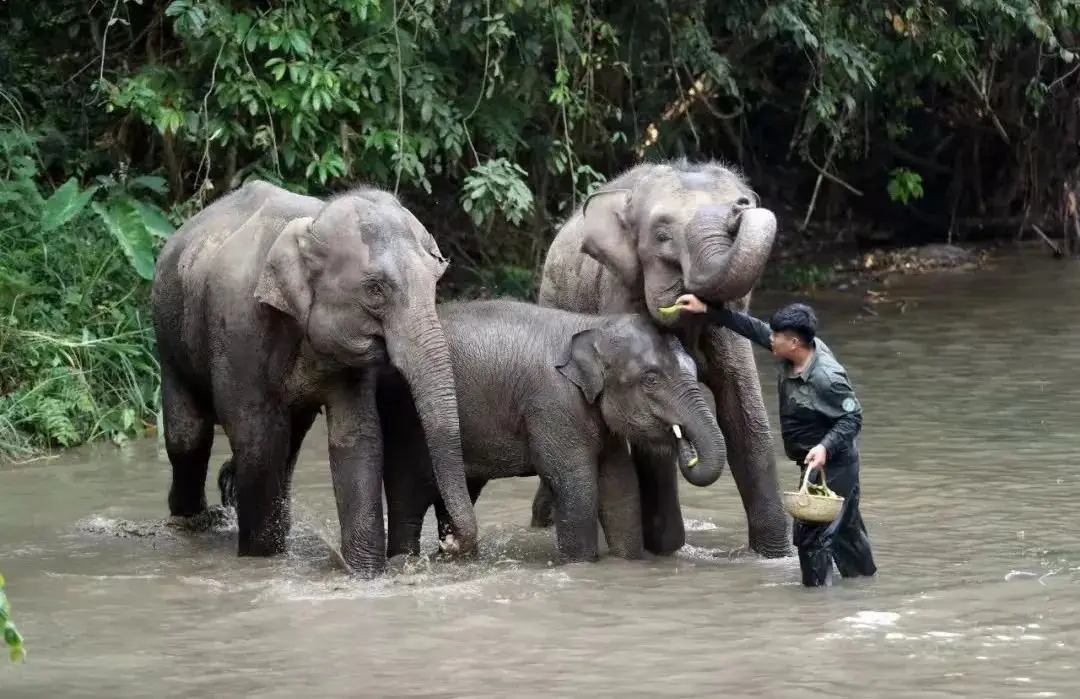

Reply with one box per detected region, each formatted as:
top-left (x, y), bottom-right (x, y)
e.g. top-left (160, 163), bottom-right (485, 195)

top-left (684, 207), bottom-right (778, 302)
top-left (672, 383), bottom-right (727, 487)
top-left (385, 304), bottom-right (478, 556)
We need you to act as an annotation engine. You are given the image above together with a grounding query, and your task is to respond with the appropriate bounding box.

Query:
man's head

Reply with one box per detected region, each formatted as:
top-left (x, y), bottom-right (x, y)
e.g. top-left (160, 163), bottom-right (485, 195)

top-left (768, 303), bottom-right (817, 362)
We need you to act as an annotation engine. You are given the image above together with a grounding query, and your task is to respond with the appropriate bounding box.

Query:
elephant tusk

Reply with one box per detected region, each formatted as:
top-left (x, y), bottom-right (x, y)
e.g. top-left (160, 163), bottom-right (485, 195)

top-left (672, 425), bottom-right (698, 467)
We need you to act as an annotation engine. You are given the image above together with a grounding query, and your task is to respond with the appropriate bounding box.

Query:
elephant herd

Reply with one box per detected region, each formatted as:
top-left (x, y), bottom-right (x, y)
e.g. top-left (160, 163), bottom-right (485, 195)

top-left (150, 158), bottom-right (793, 578)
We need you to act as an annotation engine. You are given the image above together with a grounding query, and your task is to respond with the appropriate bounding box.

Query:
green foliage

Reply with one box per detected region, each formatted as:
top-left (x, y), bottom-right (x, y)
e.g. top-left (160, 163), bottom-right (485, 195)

top-left (887, 167), bottom-right (925, 205)
top-left (0, 124), bottom-right (169, 457)
top-left (99, 0), bottom-right (613, 224)
top-left (761, 263), bottom-right (837, 292)
top-left (461, 159), bottom-right (535, 229)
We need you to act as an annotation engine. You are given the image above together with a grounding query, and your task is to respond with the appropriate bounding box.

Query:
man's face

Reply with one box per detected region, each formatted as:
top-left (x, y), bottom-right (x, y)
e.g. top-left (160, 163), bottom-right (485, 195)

top-left (769, 330), bottom-right (803, 360)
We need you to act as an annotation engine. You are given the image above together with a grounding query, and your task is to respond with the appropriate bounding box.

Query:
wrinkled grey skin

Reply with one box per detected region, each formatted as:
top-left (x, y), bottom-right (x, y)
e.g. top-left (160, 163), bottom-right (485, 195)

top-left (378, 299), bottom-right (726, 562)
top-left (151, 180), bottom-right (478, 578)
top-left (533, 158), bottom-right (792, 559)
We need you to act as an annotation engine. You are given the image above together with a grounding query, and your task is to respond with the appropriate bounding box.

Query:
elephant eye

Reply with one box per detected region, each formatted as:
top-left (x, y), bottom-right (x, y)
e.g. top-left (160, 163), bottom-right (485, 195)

top-left (361, 280), bottom-right (387, 304)
top-left (655, 229), bottom-right (672, 243)
top-left (736, 196), bottom-right (752, 207)
top-left (643, 371), bottom-right (660, 388)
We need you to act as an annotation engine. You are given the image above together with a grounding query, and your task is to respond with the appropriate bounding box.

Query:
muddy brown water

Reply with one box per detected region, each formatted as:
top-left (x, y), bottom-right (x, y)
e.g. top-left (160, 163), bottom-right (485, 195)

top-left (3, 250), bottom-right (1079, 698)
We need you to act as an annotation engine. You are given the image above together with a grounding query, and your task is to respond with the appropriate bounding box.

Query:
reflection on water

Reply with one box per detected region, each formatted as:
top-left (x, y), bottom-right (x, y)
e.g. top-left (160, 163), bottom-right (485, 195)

top-left (2, 251), bottom-right (1079, 698)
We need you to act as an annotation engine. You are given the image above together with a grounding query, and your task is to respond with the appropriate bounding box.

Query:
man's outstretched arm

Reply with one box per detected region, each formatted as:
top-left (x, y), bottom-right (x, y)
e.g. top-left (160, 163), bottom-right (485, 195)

top-left (704, 305), bottom-right (773, 351)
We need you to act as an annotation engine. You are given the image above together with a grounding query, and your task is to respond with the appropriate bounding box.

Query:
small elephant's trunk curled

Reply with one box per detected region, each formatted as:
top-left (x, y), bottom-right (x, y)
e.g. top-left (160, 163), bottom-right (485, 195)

top-left (673, 425), bottom-right (703, 483)
top-left (673, 387), bottom-right (727, 487)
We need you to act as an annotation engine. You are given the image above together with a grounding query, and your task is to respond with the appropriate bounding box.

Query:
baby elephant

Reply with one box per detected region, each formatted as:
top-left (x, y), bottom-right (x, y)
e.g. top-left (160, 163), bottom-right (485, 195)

top-left (378, 299), bottom-right (727, 563)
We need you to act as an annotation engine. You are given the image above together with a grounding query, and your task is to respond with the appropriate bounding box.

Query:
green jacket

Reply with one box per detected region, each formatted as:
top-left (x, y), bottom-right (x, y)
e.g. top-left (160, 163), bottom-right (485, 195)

top-left (706, 306), bottom-right (863, 463)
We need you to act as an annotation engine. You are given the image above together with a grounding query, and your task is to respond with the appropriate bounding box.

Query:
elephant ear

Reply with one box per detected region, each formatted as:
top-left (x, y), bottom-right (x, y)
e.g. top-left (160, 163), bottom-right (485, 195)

top-left (254, 216), bottom-right (319, 322)
top-left (555, 328), bottom-right (605, 404)
top-left (402, 207), bottom-right (449, 278)
top-left (579, 189), bottom-right (640, 289)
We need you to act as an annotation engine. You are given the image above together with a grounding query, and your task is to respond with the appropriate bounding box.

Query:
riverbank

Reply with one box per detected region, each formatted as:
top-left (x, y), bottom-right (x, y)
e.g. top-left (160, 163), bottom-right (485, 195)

top-left (754, 225), bottom-right (1080, 320)
top-left (760, 240), bottom-right (990, 292)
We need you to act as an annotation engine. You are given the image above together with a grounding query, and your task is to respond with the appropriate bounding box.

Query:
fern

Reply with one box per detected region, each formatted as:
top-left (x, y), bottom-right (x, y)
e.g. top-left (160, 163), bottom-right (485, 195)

top-left (35, 396), bottom-right (81, 447)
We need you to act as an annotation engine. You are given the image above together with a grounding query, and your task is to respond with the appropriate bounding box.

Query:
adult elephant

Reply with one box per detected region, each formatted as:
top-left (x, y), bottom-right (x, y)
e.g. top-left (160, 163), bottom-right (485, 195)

top-left (380, 299), bottom-right (726, 562)
top-left (152, 180), bottom-right (478, 577)
top-left (531, 158), bottom-right (791, 559)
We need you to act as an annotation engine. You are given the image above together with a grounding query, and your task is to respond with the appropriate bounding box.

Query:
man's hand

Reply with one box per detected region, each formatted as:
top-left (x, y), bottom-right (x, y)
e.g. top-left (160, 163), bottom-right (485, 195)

top-left (673, 294), bottom-right (708, 313)
top-left (804, 444), bottom-right (828, 470)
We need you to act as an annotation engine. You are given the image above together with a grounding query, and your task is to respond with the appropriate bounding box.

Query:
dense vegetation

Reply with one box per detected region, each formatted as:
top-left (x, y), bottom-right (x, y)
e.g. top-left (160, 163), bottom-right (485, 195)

top-left (2, 0), bottom-right (1079, 457)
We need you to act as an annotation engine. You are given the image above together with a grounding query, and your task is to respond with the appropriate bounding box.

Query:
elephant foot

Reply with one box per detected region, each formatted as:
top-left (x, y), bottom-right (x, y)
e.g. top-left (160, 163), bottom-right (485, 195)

top-left (643, 533), bottom-right (686, 556)
top-left (386, 552), bottom-right (422, 574)
top-left (342, 556), bottom-right (387, 579)
top-left (168, 489), bottom-right (208, 519)
top-left (238, 540), bottom-right (288, 557)
top-left (642, 514), bottom-right (686, 556)
top-left (529, 512), bottom-right (554, 528)
top-left (166, 505), bottom-right (235, 533)
top-left (748, 528), bottom-right (794, 559)
top-left (238, 523), bottom-right (289, 557)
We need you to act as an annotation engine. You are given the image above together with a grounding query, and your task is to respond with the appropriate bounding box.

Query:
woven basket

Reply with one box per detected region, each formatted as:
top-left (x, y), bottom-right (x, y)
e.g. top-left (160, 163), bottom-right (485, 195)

top-left (782, 466), bottom-right (844, 523)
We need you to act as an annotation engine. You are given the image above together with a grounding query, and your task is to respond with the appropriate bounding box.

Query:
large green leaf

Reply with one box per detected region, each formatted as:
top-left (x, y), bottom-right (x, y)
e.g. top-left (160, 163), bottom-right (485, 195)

top-left (40, 178), bottom-right (100, 233)
top-left (131, 175), bottom-right (170, 195)
top-left (130, 199), bottom-right (176, 239)
top-left (91, 198), bottom-right (156, 281)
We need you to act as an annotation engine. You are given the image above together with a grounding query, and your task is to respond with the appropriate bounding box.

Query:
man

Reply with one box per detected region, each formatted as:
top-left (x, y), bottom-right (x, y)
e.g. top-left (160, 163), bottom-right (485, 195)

top-left (671, 294), bottom-right (877, 587)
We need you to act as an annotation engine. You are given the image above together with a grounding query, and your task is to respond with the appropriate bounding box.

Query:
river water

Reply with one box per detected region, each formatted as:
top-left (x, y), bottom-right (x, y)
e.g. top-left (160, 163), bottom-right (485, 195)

top-left (2, 250), bottom-right (1079, 698)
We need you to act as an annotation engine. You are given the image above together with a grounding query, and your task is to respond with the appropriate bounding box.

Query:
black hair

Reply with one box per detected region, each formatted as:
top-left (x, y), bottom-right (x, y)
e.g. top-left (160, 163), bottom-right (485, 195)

top-left (769, 303), bottom-right (817, 346)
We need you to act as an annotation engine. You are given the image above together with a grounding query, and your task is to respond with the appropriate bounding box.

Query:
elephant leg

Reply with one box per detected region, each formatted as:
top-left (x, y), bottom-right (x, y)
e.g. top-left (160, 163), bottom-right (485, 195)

top-left (702, 326), bottom-right (791, 558)
top-left (529, 481), bottom-right (556, 529)
top-left (225, 407), bottom-right (299, 558)
top-left (217, 411), bottom-right (316, 511)
top-left (161, 362), bottom-right (213, 518)
top-left (380, 372), bottom-right (434, 559)
top-left (633, 444), bottom-right (686, 555)
top-left (597, 442), bottom-right (644, 559)
top-left (217, 458), bottom-right (236, 509)
top-left (384, 442), bottom-right (431, 559)
top-left (538, 448), bottom-right (600, 563)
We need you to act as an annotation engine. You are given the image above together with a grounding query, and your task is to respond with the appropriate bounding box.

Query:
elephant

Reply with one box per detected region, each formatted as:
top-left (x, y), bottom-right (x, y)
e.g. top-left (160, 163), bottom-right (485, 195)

top-left (531, 158), bottom-right (792, 559)
top-left (151, 179), bottom-right (478, 577)
top-left (377, 298), bottom-right (727, 562)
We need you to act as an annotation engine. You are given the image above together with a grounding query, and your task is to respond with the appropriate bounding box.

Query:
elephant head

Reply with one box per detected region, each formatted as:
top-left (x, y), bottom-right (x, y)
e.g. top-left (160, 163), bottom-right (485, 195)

top-left (578, 160), bottom-right (777, 320)
top-left (253, 187), bottom-right (477, 555)
top-left (555, 316), bottom-right (726, 486)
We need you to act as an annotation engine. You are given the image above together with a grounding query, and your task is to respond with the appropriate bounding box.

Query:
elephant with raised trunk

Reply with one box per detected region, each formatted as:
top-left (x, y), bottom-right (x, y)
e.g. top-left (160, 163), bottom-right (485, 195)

top-left (532, 158), bottom-right (791, 559)
top-left (379, 299), bottom-right (726, 562)
top-left (151, 180), bottom-right (477, 577)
